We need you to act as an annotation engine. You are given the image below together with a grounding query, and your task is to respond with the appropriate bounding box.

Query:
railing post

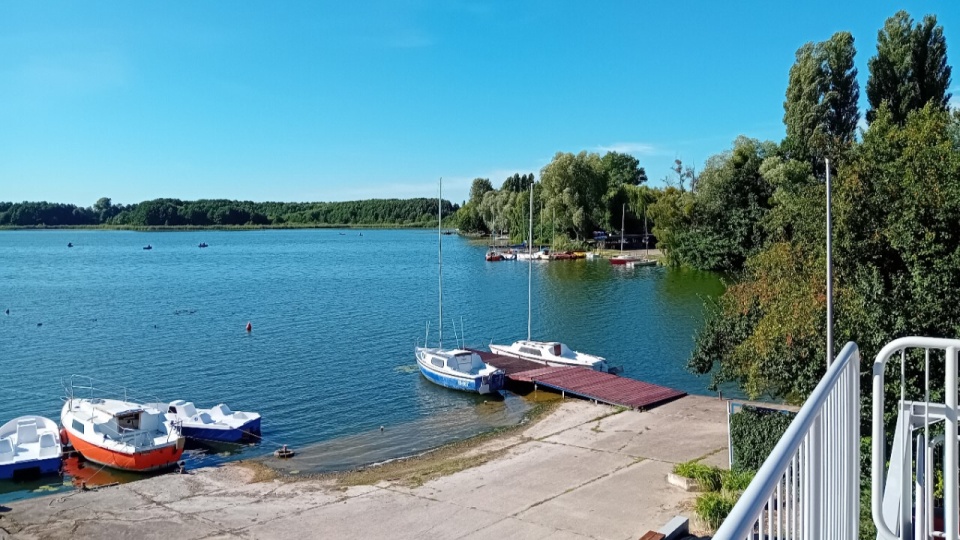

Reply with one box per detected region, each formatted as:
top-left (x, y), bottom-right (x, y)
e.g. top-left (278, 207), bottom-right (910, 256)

top-left (809, 414), bottom-right (822, 539)
top-left (946, 346), bottom-right (958, 540)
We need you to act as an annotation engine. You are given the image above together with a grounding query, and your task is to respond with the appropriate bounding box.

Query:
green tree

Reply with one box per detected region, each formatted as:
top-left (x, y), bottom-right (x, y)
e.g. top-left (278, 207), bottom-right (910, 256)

top-left (469, 178), bottom-right (494, 206)
top-left (539, 152), bottom-right (606, 240)
top-left (867, 11), bottom-right (952, 125)
top-left (783, 32), bottom-right (859, 170)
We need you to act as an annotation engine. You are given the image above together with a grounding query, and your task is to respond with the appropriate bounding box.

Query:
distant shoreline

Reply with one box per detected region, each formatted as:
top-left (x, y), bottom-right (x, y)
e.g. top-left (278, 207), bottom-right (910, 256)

top-left (0, 223), bottom-right (449, 232)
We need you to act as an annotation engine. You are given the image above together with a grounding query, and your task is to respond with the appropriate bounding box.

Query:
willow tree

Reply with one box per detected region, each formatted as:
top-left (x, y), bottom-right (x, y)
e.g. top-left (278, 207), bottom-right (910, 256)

top-left (539, 151), bottom-right (606, 241)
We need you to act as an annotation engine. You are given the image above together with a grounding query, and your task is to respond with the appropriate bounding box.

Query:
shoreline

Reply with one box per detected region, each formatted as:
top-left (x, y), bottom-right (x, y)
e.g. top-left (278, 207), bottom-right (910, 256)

top-left (2, 395), bottom-right (730, 539)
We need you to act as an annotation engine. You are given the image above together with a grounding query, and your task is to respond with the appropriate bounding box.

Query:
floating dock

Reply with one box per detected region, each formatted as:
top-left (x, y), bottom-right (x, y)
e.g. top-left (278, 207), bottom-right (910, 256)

top-left (470, 349), bottom-right (686, 410)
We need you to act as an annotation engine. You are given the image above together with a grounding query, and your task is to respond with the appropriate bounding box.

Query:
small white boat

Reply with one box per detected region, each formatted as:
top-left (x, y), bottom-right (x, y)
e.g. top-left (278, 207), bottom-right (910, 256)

top-left (62, 398), bottom-right (184, 472)
top-left (489, 340), bottom-right (613, 372)
top-left (0, 416), bottom-right (62, 480)
top-left (160, 400), bottom-right (261, 443)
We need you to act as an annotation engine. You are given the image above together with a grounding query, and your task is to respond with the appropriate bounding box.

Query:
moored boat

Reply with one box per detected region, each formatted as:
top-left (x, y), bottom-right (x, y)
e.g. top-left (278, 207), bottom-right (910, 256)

top-left (489, 340), bottom-right (614, 373)
top-left (61, 398), bottom-right (184, 472)
top-left (609, 254), bottom-right (656, 266)
top-left (160, 400), bottom-right (261, 443)
top-left (0, 416), bottom-right (62, 480)
top-left (485, 250), bottom-right (504, 261)
top-left (418, 178), bottom-right (505, 395)
top-left (415, 347), bottom-right (505, 394)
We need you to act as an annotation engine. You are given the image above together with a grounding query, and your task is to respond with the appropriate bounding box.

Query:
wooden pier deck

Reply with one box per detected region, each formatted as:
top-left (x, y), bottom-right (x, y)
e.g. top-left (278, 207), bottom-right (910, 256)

top-left (469, 349), bottom-right (686, 410)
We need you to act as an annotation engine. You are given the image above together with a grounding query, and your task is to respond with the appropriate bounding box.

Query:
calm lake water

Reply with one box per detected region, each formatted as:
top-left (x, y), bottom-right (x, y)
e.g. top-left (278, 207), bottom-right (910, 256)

top-left (0, 229), bottom-right (723, 501)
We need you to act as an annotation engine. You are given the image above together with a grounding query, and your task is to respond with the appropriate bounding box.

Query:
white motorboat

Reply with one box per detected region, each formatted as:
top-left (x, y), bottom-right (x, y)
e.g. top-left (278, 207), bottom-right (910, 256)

top-left (0, 416), bottom-right (62, 480)
top-left (62, 398), bottom-right (184, 472)
top-left (489, 340), bottom-right (613, 372)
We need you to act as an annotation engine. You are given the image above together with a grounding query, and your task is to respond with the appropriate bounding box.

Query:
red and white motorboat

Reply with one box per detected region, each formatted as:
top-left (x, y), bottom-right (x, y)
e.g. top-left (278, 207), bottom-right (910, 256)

top-left (609, 254), bottom-right (656, 266)
top-left (61, 398), bottom-right (184, 472)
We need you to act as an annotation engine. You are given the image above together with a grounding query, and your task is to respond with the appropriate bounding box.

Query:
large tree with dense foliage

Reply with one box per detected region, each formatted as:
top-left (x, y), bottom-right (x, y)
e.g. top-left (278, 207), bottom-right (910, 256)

top-left (783, 32), bottom-right (860, 170)
top-left (866, 11), bottom-right (952, 125)
top-left (538, 151), bottom-right (607, 241)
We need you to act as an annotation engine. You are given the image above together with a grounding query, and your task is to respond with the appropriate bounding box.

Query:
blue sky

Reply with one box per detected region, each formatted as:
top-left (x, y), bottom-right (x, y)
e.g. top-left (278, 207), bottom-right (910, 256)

top-left (1, 1), bottom-right (958, 206)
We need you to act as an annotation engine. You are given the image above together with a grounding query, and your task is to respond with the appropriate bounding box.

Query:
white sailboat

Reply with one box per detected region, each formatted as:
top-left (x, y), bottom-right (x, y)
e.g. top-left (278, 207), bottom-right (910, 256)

top-left (489, 181), bottom-right (615, 373)
top-left (609, 203), bottom-right (656, 266)
top-left (415, 179), bottom-right (505, 394)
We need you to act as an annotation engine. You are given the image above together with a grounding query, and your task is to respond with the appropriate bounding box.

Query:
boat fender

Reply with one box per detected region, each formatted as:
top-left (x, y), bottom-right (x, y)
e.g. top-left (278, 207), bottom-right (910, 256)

top-left (274, 445), bottom-right (295, 458)
top-left (60, 427), bottom-right (69, 445)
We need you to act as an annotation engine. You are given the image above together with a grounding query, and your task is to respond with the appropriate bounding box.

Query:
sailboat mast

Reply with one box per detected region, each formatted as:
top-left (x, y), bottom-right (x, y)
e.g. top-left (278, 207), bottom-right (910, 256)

top-left (644, 208), bottom-right (649, 259)
top-left (527, 180), bottom-right (533, 341)
top-left (438, 177), bottom-right (443, 349)
top-left (620, 203), bottom-right (627, 255)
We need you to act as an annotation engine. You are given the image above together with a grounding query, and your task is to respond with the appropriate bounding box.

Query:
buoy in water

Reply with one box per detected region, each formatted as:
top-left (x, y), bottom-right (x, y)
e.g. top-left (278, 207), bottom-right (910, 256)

top-left (274, 445), bottom-right (295, 458)
top-left (246, 322), bottom-right (252, 333)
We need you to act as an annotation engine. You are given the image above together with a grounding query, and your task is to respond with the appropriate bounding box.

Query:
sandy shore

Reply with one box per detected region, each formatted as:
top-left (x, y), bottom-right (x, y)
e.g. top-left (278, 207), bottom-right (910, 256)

top-left (0, 395), bottom-right (728, 539)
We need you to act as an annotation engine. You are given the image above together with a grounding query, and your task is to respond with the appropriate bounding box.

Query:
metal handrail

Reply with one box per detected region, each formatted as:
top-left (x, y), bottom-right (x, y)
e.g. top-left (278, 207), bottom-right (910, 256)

top-left (871, 336), bottom-right (960, 540)
top-left (715, 341), bottom-right (860, 539)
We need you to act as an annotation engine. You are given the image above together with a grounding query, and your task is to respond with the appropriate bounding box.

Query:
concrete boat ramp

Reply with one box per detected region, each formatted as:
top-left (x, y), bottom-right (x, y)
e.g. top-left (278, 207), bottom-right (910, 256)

top-left (0, 396), bottom-right (728, 539)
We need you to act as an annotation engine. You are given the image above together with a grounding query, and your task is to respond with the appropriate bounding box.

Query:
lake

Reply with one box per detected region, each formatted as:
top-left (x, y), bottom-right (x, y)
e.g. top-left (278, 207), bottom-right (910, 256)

top-left (0, 229), bottom-right (723, 501)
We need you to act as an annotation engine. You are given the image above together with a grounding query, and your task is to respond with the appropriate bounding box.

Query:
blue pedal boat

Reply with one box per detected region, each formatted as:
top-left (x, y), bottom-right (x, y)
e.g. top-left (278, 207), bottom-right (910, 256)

top-left (0, 416), bottom-right (62, 480)
top-left (162, 401), bottom-right (261, 443)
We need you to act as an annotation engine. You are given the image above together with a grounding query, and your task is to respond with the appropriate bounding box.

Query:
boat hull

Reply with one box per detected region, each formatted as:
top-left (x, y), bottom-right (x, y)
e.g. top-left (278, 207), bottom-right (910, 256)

top-left (488, 345), bottom-right (610, 372)
top-left (67, 432), bottom-right (184, 472)
top-left (416, 361), bottom-right (504, 395)
top-left (0, 456), bottom-right (61, 480)
top-left (181, 418), bottom-right (261, 443)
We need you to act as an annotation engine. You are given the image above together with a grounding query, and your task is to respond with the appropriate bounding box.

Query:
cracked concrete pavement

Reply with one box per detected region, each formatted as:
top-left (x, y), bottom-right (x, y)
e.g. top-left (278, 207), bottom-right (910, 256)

top-left (0, 395), bottom-right (729, 540)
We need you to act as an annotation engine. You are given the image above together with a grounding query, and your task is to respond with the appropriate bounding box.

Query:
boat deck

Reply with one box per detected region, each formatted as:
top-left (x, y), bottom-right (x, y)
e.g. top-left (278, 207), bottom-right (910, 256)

top-left (469, 349), bottom-right (686, 410)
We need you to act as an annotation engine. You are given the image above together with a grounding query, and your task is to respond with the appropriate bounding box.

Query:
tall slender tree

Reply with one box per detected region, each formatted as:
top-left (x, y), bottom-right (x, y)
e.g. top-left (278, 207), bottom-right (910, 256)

top-left (867, 11), bottom-right (952, 124)
top-left (783, 32), bottom-right (860, 171)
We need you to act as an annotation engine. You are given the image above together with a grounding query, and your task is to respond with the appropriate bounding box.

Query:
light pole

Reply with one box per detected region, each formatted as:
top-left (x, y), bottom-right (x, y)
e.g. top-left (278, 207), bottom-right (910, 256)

top-left (826, 158), bottom-right (833, 368)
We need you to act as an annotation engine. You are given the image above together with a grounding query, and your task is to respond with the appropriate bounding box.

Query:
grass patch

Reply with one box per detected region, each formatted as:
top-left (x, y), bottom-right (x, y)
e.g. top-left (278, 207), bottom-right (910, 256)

top-left (672, 461), bottom-right (722, 492)
top-left (694, 491), bottom-right (739, 531)
top-left (673, 459), bottom-right (757, 532)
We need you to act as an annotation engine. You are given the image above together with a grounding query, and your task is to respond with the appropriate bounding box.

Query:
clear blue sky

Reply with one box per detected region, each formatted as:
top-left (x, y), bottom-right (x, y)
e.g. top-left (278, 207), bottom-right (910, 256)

top-left (2, 1), bottom-right (957, 206)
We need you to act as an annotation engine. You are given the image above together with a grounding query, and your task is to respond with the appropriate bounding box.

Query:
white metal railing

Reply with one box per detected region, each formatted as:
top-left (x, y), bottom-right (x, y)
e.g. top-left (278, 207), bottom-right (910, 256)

top-left (715, 341), bottom-right (860, 539)
top-left (872, 337), bottom-right (960, 540)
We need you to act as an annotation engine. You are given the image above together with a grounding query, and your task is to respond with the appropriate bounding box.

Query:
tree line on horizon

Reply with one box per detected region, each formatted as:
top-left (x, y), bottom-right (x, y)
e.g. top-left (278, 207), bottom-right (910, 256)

top-left (0, 197), bottom-right (460, 228)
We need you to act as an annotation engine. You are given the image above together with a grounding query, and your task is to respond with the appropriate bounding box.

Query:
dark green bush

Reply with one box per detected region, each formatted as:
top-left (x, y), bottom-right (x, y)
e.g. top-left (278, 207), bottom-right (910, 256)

top-left (730, 405), bottom-right (795, 470)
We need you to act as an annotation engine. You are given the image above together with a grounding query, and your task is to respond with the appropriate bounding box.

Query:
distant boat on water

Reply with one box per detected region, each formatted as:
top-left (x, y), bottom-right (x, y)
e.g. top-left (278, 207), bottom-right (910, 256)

top-left (198, 242), bottom-right (208, 248)
top-left (143, 245), bottom-right (153, 251)
top-left (67, 242), bottom-right (73, 248)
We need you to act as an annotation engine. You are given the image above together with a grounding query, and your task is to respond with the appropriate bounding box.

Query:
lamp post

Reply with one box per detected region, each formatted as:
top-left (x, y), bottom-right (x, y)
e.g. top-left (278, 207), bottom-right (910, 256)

top-left (826, 158), bottom-right (833, 368)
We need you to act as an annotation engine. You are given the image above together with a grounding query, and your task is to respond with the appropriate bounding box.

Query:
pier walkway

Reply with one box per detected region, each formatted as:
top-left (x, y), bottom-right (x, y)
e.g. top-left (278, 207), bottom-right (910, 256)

top-left (470, 349), bottom-right (686, 410)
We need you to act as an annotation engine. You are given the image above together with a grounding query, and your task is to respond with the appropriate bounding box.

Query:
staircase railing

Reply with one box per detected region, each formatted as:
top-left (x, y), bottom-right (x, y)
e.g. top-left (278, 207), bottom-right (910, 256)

top-left (714, 341), bottom-right (860, 539)
top-left (872, 337), bottom-right (960, 540)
